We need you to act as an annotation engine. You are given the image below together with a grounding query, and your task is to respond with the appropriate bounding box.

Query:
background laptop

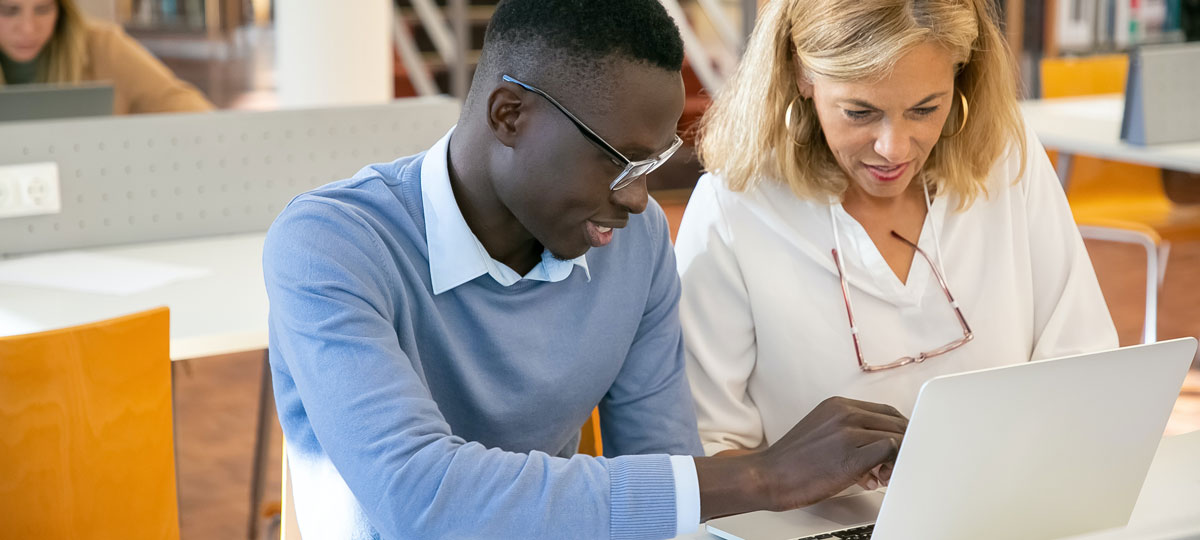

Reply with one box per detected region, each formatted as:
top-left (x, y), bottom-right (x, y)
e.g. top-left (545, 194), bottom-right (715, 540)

top-left (707, 338), bottom-right (1197, 540)
top-left (0, 82), bottom-right (114, 122)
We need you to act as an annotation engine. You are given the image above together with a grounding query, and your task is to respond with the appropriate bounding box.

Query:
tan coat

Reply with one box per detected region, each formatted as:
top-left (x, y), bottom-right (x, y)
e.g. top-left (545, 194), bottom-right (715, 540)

top-left (0, 21), bottom-right (214, 114)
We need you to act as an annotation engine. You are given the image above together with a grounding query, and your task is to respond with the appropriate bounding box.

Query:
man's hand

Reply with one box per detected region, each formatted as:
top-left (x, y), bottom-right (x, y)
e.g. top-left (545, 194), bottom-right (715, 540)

top-left (696, 396), bottom-right (907, 520)
top-left (857, 462), bottom-right (894, 491)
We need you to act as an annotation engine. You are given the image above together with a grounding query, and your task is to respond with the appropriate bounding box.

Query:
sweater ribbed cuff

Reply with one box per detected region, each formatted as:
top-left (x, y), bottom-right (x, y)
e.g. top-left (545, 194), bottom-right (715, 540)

top-left (609, 454), bottom-right (678, 540)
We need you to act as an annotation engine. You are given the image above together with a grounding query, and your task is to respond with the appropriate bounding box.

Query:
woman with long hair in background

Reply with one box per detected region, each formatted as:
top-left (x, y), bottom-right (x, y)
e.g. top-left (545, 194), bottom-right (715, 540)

top-left (0, 0), bottom-right (213, 113)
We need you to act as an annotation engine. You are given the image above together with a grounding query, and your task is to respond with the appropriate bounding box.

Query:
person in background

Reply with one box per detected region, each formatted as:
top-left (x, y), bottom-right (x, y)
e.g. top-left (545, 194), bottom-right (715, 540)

top-left (675, 0), bottom-right (1118, 460)
top-left (0, 0), bottom-right (213, 113)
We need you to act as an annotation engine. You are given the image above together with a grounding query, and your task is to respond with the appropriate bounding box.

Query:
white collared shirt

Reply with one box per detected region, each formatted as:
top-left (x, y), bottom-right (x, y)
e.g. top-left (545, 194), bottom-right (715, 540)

top-left (419, 128), bottom-right (700, 535)
top-left (676, 123), bottom-right (1119, 456)
top-left (422, 128), bottom-right (589, 294)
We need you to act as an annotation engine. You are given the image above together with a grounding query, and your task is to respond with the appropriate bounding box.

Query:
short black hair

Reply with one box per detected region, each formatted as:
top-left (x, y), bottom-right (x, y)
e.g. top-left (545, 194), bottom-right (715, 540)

top-left (467, 0), bottom-right (684, 113)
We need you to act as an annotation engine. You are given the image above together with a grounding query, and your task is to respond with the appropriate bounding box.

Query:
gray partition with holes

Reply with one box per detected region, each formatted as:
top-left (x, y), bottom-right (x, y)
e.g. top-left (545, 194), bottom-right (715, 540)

top-left (0, 96), bottom-right (460, 257)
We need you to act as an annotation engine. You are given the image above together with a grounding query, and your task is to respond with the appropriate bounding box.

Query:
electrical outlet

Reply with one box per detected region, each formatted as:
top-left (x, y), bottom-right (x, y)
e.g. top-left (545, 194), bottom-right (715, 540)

top-left (0, 162), bottom-right (61, 219)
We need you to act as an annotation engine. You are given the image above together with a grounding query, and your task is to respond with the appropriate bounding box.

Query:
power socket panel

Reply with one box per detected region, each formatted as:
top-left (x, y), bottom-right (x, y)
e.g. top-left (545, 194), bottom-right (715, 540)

top-left (0, 162), bottom-right (61, 219)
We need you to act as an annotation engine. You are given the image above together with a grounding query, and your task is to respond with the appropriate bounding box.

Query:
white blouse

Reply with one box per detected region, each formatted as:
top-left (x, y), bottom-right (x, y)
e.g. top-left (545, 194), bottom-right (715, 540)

top-left (675, 124), bottom-right (1119, 456)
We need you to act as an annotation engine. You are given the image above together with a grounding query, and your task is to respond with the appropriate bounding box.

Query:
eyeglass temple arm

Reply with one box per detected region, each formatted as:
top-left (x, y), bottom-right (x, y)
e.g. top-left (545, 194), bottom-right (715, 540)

top-left (889, 231), bottom-right (974, 336)
top-left (500, 75), bottom-right (630, 164)
top-left (832, 248), bottom-right (867, 367)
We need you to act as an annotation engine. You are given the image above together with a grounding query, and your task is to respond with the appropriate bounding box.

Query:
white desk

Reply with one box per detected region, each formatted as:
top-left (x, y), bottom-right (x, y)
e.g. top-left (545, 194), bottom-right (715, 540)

top-left (1020, 95), bottom-right (1200, 344)
top-left (5, 233), bottom-right (1197, 540)
top-left (0, 232), bottom-right (272, 540)
top-left (672, 429), bottom-right (1200, 540)
top-left (1124, 429), bottom-right (1200, 525)
top-left (1020, 96), bottom-right (1200, 174)
top-left (0, 232), bottom-right (268, 361)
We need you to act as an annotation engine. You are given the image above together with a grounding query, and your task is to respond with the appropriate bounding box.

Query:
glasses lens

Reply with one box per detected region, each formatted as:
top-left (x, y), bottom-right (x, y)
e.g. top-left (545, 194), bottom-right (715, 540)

top-left (653, 137), bottom-right (683, 170)
top-left (630, 161), bottom-right (656, 177)
top-left (608, 137), bottom-right (683, 191)
top-left (610, 165), bottom-right (636, 191)
top-left (612, 162), bottom-right (657, 191)
top-left (645, 157), bottom-right (670, 175)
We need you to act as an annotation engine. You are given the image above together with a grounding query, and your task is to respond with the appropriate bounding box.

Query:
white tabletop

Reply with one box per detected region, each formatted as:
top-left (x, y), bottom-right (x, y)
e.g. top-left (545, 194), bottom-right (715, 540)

top-left (3, 229), bottom-right (1195, 538)
top-left (1020, 96), bottom-right (1200, 173)
top-left (0, 233), bottom-right (267, 361)
top-left (1124, 429), bottom-right (1200, 528)
top-left (673, 430), bottom-right (1200, 540)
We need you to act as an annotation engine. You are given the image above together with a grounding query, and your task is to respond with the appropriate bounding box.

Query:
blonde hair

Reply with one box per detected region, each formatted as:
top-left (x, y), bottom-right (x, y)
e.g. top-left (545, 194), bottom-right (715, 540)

top-left (697, 0), bottom-right (1026, 209)
top-left (5, 0), bottom-right (89, 84)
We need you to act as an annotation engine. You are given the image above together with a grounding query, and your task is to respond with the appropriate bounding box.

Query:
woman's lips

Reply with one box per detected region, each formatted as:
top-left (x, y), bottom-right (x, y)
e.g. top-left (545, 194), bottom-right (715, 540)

top-left (865, 162), bottom-right (910, 182)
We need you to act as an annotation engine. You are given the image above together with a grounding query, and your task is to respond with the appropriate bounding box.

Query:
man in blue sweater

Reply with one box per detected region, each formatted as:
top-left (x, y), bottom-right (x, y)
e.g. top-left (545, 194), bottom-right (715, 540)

top-left (263, 1), bottom-right (908, 538)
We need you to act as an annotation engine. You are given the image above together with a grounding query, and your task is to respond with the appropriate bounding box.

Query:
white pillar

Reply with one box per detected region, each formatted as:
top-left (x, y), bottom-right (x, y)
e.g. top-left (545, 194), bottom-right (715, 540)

top-left (275, 0), bottom-right (393, 108)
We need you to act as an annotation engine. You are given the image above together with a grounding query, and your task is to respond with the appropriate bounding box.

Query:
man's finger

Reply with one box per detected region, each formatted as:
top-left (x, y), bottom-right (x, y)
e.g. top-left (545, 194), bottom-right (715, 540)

top-left (851, 431), bottom-right (902, 470)
top-left (842, 409), bottom-right (908, 436)
top-left (877, 462), bottom-right (894, 484)
top-left (835, 398), bottom-right (910, 421)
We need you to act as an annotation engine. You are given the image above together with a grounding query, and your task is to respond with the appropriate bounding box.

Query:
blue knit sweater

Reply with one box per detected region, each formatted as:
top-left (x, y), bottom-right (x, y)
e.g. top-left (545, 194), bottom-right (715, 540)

top-left (263, 152), bottom-right (703, 540)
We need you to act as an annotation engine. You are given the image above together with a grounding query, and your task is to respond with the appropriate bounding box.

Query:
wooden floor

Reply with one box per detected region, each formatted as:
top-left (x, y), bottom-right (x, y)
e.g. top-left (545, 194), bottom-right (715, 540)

top-left (173, 354), bottom-right (282, 540)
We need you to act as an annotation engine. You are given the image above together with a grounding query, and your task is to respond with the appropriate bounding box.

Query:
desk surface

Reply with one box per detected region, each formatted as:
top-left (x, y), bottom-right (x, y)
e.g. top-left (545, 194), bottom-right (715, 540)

top-left (0, 233), bottom-right (267, 361)
top-left (2, 229), bottom-right (1196, 538)
top-left (1123, 428), bottom-right (1200, 529)
top-left (1020, 96), bottom-right (1200, 173)
top-left (673, 429), bottom-right (1200, 540)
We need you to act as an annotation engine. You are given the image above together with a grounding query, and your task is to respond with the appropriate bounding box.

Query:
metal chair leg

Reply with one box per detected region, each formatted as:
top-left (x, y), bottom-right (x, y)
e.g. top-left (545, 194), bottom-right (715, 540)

top-left (1157, 242), bottom-right (1171, 292)
top-left (1078, 226), bottom-right (1160, 344)
top-left (1055, 153), bottom-right (1075, 190)
top-left (248, 351), bottom-right (275, 540)
top-left (1143, 244), bottom-right (1159, 344)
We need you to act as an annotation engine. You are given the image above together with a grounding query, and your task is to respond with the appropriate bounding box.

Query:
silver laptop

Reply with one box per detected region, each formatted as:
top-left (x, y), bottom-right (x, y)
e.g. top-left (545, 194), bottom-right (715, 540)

top-left (707, 338), bottom-right (1197, 540)
top-left (0, 82), bottom-right (114, 122)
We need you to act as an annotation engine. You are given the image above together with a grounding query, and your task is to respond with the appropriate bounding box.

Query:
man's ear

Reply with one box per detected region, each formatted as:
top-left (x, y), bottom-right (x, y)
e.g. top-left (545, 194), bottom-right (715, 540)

top-left (487, 83), bottom-right (524, 148)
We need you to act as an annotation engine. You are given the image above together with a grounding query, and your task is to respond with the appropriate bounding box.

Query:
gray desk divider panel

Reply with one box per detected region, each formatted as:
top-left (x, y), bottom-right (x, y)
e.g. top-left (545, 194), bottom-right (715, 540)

top-left (0, 96), bottom-right (460, 257)
top-left (1120, 43), bottom-right (1200, 146)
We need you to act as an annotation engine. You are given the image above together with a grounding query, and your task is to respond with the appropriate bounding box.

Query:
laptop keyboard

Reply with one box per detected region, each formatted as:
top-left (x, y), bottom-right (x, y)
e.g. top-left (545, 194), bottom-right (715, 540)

top-left (798, 524), bottom-right (874, 539)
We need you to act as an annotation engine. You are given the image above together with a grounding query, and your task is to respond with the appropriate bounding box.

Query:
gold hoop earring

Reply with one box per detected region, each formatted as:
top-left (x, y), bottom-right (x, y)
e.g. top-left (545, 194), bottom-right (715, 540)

top-left (784, 97), bottom-right (800, 131)
top-left (784, 97), bottom-right (808, 146)
top-left (943, 91), bottom-right (969, 138)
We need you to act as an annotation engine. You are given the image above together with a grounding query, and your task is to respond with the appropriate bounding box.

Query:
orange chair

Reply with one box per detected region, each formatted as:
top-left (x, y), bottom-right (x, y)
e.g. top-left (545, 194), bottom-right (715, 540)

top-left (1041, 56), bottom-right (1200, 343)
top-left (578, 407), bottom-right (604, 457)
top-left (0, 307), bottom-right (179, 539)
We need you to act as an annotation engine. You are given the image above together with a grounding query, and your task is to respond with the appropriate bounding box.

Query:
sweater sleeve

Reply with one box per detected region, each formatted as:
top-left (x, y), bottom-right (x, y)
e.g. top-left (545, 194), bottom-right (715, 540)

top-left (264, 199), bottom-right (680, 540)
top-left (1016, 125), bottom-right (1121, 359)
top-left (88, 22), bottom-right (215, 114)
top-left (597, 197), bottom-right (704, 462)
top-left (673, 175), bottom-right (766, 456)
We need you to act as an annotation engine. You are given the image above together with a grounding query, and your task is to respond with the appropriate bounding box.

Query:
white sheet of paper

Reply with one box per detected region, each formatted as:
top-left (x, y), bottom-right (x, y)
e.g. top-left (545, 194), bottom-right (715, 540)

top-left (0, 251), bottom-right (211, 295)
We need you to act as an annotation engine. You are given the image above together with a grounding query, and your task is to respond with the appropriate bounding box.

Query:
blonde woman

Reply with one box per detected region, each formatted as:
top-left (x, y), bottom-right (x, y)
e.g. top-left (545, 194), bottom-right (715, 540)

top-left (0, 0), bottom-right (213, 113)
top-left (675, 0), bottom-right (1119, 458)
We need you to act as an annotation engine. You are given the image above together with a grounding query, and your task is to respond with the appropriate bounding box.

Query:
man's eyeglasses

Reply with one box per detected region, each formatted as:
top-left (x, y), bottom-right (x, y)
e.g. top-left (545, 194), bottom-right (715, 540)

top-left (832, 230), bottom-right (973, 372)
top-left (502, 74), bottom-right (683, 191)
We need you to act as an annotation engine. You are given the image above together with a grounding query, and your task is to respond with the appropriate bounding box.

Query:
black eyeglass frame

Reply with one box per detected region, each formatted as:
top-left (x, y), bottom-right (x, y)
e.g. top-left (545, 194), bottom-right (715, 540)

top-left (502, 74), bottom-right (684, 191)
